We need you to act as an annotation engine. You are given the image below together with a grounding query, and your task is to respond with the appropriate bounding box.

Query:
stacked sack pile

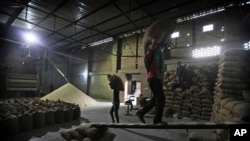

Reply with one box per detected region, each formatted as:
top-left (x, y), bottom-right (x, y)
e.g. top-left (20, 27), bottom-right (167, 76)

top-left (163, 70), bottom-right (178, 116)
top-left (163, 63), bottom-right (218, 120)
top-left (211, 49), bottom-right (250, 122)
top-left (0, 98), bottom-right (80, 136)
top-left (172, 88), bottom-right (184, 116)
top-left (188, 49), bottom-right (250, 141)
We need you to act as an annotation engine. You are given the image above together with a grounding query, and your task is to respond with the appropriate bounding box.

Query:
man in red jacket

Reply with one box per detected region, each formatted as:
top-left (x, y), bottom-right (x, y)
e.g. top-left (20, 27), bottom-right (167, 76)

top-left (136, 39), bottom-right (166, 125)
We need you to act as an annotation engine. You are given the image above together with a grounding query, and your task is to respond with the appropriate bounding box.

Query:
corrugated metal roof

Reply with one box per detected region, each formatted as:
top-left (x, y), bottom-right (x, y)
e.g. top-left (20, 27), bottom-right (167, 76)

top-left (0, 0), bottom-right (245, 51)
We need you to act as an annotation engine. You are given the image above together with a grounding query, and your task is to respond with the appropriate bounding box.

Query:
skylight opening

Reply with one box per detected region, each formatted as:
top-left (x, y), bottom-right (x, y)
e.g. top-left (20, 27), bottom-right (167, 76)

top-left (203, 24), bottom-right (214, 32)
top-left (192, 46), bottom-right (221, 58)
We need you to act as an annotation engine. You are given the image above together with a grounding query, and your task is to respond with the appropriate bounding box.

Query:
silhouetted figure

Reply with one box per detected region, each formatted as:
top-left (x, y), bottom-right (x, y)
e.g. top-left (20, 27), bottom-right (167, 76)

top-left (107, 74), bottom-right (124, 123)
top-left (49, 83), bottom-right (54, 92)
top-left (176, 61), bottom-right (185, 90)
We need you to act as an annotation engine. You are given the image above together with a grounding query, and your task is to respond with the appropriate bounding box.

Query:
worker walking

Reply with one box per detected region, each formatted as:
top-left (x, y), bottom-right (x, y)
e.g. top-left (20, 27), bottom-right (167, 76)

top-left (107, 74), bottom-right (124, 123)
top-left (136, 39), bottom-right (166, 125)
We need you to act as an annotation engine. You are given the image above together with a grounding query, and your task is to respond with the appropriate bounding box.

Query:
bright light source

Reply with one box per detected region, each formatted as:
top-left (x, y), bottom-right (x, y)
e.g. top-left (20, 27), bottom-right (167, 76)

top-left (187, 33), bottom-right (190, 36)
top-left (221, 38), bottom-right (225, 42)
top-left (171, 32), bottom-right (179, 38)
top-left (23, 32), bottom-right (38, 44)
top-left (187, 44), bottom-right (190, 47)
top-left (221, 26), bottom-right (225, 32)
top-left (89, 37), bottom-right (113, 46)
top-left (177, 7), bottom-right (225, 23)
top-left (243, 41), bottom-right (250, 50)
top-left (192, 46), bottom-right (221, 58)
top-left (203, 24), bottom-right (214, 32)
top-left (81, 70), bottom-right (88, 77)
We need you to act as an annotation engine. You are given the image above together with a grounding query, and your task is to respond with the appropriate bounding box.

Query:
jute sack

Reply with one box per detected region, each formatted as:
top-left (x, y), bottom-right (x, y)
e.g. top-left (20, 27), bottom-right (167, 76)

top-left (188, 131), bottom-right (218, 141)
top-left (220, 71), bottom-right (248, 79)
top-left (221, 48), bottom-right (249, 56)
top-left (19, 113), bottom-right (33, 131)
top-left (87, 126), bottom-right (108, 139)
top-left (223, 101), bottom-right (243, 111)
top-left (243, 90), bottom-right (250, 100)
top-left (219, 97), bottom-right (236, 108)
top-left (215, 129), bottom-right (229, 141)
top-left (95, 130), bottom-right (116, 141)
top-left (219, 61), bottom-right (248, 69)
top-left (200, 87), bottom-right (211, 95)
top-left (232, 102), bottom-right (250, 117)
top-left (218, 66), bottom-right (245, 73)
top-left (217, 76), bottom-right (243, 83)
top-left (202, 103), bottom-right (213, 107)
top-left (200, 94), bottom-right (213, 99)
top-left (201, 99), bottom-right (213, 104)
top-left (219, 54), bottom-right (246, 63)
top-left (33, 111), bottom-right (45, 128)
top-left (219, 83), bottom-right (248, 89)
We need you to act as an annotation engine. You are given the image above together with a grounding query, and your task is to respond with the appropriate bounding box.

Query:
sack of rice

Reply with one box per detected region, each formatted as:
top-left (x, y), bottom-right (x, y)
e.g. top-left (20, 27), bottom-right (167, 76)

top-left (215, 129), bottom-right (229, 141)
top-left (87, 126), bottom-right (108, 139)
top-left (219, 61), bottom-right (248, 69)
top-left (232, 102), bottom-right (250, 118)
top-left (243, 90), bottom-right (250, 100)
top-left (33, 111), bottom-right (45, 128)
top-left (64, 108), bottom-right (74, 122)
top-left (222, 48), bottom-right (250, 57)
top-left (68, 129), bottom-right (84, 140)
top-left (190, 86), bottom-right (200, 93)
top-left (19, 113), bottom-right (33, 131)
top-left (219, 97), bottom-right (236, 108)
top-left (223, 101), bottom-right (242, 111)
top-left (95, 130), bottom-right (116, 141)
top-left (219, 54), bottom-right (246, 62)
top-left (3, 116), bottom-right (20, 135)
top-left (45, 110), bottom-right (55, 125)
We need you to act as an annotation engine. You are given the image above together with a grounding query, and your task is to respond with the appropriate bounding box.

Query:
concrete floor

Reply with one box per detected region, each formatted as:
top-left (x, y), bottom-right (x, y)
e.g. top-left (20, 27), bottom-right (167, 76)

top-left (79, 101), bottom-right (191, 141)
top-left (4, 100), bottom-right (211, 141)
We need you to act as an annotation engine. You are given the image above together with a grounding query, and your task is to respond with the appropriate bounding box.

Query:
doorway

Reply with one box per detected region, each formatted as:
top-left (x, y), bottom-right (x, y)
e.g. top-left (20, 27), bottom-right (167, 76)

top-left (124, 73), bottom-right (141, 105)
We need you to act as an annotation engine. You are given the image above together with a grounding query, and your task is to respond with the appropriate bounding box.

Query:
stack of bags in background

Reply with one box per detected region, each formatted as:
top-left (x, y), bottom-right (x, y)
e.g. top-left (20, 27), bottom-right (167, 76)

top-left (163, 63), bottom-right (218, 120)
top-left (211, 49), bottom-right (250, 122)
top-left (188, 49), bottom-right (250, 141)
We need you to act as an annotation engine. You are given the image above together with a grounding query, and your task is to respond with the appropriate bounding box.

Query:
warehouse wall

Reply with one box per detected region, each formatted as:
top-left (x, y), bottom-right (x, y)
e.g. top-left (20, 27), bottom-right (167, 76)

top-left (81, 7), bottom-right (246, 103)
top-left (83, 34), bottom-right (150, 102)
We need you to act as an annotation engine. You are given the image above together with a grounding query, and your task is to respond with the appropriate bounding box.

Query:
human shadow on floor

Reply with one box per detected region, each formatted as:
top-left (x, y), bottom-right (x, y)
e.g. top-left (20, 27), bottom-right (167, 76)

top-left (121, 128), bottom-right (173, 141)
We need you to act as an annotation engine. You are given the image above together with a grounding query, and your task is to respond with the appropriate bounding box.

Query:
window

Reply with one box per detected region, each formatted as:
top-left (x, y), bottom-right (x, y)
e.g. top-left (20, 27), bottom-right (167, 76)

top-left (192, 46), bottom-right (221, 58)
top-left (171, 32), bottom-right (179, 38)
top-left (203, 24), bottom-right (214, 32)
top-left (244, 41), bottom-right (250, 50)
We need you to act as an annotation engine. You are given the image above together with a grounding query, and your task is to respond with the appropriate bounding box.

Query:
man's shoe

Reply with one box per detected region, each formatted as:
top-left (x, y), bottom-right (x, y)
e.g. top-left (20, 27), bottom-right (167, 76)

top-left (136, 112), bottom-right (145, 123)
top-left (153, 121), bottom-right (167, 125)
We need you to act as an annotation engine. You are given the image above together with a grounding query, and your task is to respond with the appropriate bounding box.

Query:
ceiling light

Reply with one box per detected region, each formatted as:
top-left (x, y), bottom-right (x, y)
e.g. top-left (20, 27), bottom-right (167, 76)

top-left (171, 32), bottom-right (179, 38)
top-left (177, 7), bottom-right (225, 23)
top-left (81, 70), bottom-right (88, 77)
top-left (203, 24), bottom-right (214, 32)
top-left (89, 37), bottom-right (113, 46)
top-left (192, 46), bottom-right (221, 58)
top-left (23, 31), bottom-right (39, 44)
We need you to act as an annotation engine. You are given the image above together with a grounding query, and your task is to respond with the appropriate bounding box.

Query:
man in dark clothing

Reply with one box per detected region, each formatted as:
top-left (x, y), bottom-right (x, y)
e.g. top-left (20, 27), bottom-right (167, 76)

top-left (107, 74), bottom-right (124, 123)
top-left (136, 39), bottom-right (166, 125)
top-left (176, 61), bottom-right (185, 89)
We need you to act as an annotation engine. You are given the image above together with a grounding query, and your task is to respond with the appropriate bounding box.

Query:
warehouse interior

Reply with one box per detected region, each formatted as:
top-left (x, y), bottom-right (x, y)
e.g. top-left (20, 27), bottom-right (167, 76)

top-left (0, 0), bottom-right (250, 141)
